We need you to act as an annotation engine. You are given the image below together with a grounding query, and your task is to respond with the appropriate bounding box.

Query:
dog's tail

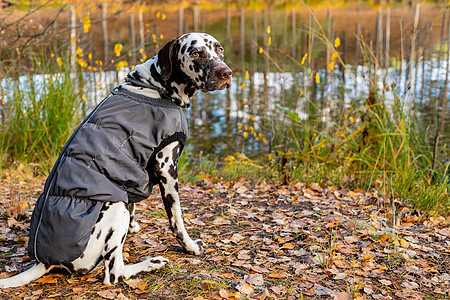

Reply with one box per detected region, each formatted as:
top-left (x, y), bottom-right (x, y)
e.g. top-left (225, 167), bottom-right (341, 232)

top-left (0, 263), bottom-right (48, 288)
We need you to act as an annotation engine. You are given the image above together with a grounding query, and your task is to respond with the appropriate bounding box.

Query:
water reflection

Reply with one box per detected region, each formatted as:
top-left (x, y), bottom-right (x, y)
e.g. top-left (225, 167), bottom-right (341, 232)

top-left (0, 2), bottom-right (449, 159)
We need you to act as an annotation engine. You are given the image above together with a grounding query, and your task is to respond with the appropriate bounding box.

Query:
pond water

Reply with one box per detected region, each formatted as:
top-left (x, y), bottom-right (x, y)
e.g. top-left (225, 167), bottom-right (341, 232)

top-left (0, 1), bottom-right (449, 159)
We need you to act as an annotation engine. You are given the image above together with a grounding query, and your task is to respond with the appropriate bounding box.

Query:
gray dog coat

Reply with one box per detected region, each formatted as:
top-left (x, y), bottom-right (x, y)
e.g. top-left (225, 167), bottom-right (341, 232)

top-left (27, 86), bottom-right (188, 266)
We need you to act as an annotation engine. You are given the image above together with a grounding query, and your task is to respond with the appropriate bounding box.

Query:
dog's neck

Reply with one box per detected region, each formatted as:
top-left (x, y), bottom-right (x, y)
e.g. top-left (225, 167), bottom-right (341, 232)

top-left (124, 56), bottom-right (197, 108)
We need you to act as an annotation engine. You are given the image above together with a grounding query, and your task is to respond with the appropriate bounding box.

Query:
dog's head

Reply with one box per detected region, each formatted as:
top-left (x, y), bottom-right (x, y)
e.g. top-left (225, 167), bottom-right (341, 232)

top-left (157, 33), bottom-right (232, 94)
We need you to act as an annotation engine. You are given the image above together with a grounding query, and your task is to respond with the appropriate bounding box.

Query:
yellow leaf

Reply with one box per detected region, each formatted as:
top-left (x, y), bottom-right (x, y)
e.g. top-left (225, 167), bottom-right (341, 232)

top-left (76, 47), bottom-right (83, 57)
top-left (266, 25), bottom-right (271, 34)
top-left (243, 131), bottom-right (249, 138)
top-left (335, 37), bottom-right (341, 48)
top-left (259, 47), bottom-right (263, 54)
top-left (379, 235), bottom-right (390, 242)
top-left (281, 243), bottom-right (294, 249)
top-left (301, 53), bottom-right (307, 64)
top-left (36, 275), bottom-right (57, 284)
top-left (114, 43), bottom-right (123, 57)
top-left (161, 13), bottom-right (166, 20)
top-left (361, 253), bottom-right (372, 262)
top-left (268, 37), bottom-right (271, 46)
top-left (400, 239), bottom-right (409, 248)
top-left (268, 272), bottom-right (286, 279)
top-left (348, 191), bottom-right (358, 197)
top-left (331, 51), bottom-right (338, 61)
top-left (315, 72), bottom-right (320, 83)
top-left (241, 83), bottom-right (245, 90)
top-left (392, 239), bottom-right (400, 246)
top-left (328, 61), bottom-right (335, 70)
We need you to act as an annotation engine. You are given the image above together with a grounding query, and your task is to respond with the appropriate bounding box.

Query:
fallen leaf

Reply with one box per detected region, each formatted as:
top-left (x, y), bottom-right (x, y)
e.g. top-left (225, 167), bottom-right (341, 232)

top-left (219, 288), bottom-right (230, 299)
top-left (213, 217), bottom-right (231, 225)
top-left (380, 279), bottom-right (392, 285)
top-left (190, 219), bottom-right (206, 226)
top-left (236, 282), bottom-right (254, 295)
top-left (97, 290), bottom-right (118, 299)
top-left (268, 272), bottom-right (286, 279)
top-left (230, 233), bottom-right (245, 243)
top-left (333, 273), bottom-right (347, 280)
top-left (244, 273), bottom-right (264, 285)
top-left (280, 242), bottom-right (294, 250)
top-left (35, 275), bottom-right (57, 284)
top-left (361, 252), bottom-right (372, 262)
top-left (271, 285), bottom-right (286, 295)
top-left (400, 238), bottom-right (409, 248)
top-left (334, 292), bottom-right (352, 300)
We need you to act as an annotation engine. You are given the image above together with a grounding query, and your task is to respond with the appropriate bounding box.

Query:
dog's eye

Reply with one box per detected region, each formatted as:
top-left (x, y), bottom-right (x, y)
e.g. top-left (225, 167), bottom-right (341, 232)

top-left (191, 52), bottom-right (199, 58)
top-left (217, 48), bottom-right (223, 54)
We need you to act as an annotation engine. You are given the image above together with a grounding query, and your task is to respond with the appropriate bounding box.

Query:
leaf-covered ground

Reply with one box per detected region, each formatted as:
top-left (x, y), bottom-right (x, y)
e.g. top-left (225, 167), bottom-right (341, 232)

top-left (0, 175), bottom-right (449, 299)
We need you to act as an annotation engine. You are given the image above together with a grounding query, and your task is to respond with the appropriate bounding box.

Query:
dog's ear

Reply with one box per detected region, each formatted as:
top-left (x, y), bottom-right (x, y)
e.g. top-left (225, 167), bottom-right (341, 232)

top-left (158, 38), bottom-right (178, 82)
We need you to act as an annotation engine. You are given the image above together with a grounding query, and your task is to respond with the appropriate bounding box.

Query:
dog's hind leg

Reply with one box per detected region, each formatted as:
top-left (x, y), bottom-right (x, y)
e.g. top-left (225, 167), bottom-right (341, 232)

top-left (154, 142), bottom-right (206, 256)
top-left (102, 203), bottom-right (168, 285)
top-left (126, 203), bottom-right (140, 234)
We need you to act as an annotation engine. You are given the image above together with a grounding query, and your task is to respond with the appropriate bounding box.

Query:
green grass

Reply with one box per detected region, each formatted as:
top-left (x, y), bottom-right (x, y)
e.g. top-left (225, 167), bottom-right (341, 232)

top-left (178, 85), bottom-right (448, 215)
top-left (0, 54), bottom-right (85, 173)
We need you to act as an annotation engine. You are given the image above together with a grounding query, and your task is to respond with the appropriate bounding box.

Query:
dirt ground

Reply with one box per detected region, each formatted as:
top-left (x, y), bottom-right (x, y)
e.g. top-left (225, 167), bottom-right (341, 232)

top-left (0, 175), bottom-right (449, 299)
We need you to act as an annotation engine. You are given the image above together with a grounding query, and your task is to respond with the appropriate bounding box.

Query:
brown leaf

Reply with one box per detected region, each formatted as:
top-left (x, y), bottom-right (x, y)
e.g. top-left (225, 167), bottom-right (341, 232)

top-left (199, 279), bottom-right (217, 290)
top-left (35, 275), bottom-right (57, 284)
top-left (190, 218), bottom-right (206, 226)
top-left (244, 273), bottom-right (264, 285)
top-left (230, 233), bottom-right (245, 243)
top-left (213, 217), bottom-right (231, 225)
top-left (333, 292), bottom-right (352, 300)
top-left (343, 236), bottom-right (359, 244)
top-left (270, 285), bottom-right (286, 295)
top-left (125, 278), bottom-right (142, 289)
top-left (400, 239), bottom-right (409, 248)
top-left (250, 265), bottom-right (269, 273)
top-left (280, 242), bottom-right (294, 250)
top-left (333, 273), bottom-right (347, 280)
top-left (219, 288), bottom-right (230, 299)
top-left (237, 250), bottom-right (251, 260)
top-left (236, 282), bottom-right (254, 295)
top-left (360, 252), bottom-right (372, 262)
top-left (97, 290), bottom-right (118, 299)
top-left (268, 272), bottom-right (286, 279)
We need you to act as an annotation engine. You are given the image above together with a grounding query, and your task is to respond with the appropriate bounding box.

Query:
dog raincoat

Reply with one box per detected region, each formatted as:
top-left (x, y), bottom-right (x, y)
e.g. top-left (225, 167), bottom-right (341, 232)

top-left (27, 86), bottom-right (188, 266)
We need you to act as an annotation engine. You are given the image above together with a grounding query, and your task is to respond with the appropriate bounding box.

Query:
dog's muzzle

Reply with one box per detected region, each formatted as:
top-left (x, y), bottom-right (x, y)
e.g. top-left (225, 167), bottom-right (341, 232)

top-left (216, 66), bottom-right (232, 89)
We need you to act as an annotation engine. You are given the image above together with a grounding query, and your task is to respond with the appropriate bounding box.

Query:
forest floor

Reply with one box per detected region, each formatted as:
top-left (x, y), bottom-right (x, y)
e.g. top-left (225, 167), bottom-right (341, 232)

top-left (0, 174), bottom-right (449, 299)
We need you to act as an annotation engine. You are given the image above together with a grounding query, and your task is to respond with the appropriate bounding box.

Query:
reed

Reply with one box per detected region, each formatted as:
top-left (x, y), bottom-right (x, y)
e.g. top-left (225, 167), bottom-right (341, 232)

top-left (0, 54), bottom-right (85, 173)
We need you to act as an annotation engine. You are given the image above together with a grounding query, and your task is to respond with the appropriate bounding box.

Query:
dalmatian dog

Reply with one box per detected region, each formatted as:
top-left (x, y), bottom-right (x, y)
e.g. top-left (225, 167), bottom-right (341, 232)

top-left (0, 32), bottom-right (232, 288)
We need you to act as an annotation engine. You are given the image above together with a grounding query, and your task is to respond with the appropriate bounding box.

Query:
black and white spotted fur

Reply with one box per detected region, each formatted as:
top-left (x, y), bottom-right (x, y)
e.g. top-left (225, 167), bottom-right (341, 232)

top-left (0, 32), bottom-right (232, 288)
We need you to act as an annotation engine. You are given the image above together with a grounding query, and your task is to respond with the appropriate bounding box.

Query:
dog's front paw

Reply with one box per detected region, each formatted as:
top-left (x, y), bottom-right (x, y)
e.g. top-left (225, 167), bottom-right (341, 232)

top-left (128, 220), bottom-right (141, 234)
top-left (185, 239), bottom-right (206, 256)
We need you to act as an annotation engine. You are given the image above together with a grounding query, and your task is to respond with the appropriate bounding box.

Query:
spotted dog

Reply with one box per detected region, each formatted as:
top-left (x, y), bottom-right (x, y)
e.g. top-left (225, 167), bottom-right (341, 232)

top-left (0, 32), bottom-right (232, 288)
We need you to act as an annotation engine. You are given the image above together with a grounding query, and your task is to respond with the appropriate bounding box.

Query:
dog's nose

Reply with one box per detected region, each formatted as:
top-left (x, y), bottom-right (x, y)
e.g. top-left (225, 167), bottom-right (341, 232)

top-left (217, 67), bottom-right (232, 80)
